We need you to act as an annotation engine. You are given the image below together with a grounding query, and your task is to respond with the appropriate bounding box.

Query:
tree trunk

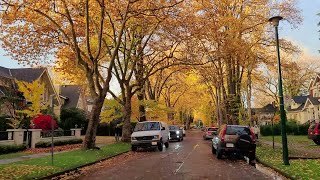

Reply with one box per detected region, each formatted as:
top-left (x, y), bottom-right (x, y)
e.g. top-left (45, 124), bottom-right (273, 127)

top-left (167, 109), bottom-right (175, 121)
top-left (215, 87), bottom-right (222, 127)
top-left (84, 96), bottom-right (105, 149)
top-left (137, 92), bottom-right (147, 122)
top-left (122, 93), bottom-right (132, 142)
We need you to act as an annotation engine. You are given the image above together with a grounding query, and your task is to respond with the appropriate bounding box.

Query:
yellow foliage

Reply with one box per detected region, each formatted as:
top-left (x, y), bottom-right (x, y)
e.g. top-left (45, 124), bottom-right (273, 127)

top-left (16, 78), bottom-right (48, 118)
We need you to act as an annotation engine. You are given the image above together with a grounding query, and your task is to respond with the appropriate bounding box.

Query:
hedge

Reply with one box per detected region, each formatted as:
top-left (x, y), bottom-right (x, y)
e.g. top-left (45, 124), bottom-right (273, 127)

top-left (0, 144), bottom-right (27, 155)
top-left (260, 121), bottom-right (309, 136)
top-left (35, 138), bottom-right (83, 148)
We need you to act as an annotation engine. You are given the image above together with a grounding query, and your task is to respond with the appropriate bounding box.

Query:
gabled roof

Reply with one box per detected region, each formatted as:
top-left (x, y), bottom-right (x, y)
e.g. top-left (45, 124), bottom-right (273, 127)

top-left (292, 96), bottom-right (308, 104)
top-left (287, 103), bottom-right (305, 112)
top-left (308, 97), bottom-right (320, 105)
top-left (10, 68), bottom-right (45, 82)
top-left (252, 104), bottom-right (277, 114)
top-left (0, 66), bottom-right (12, 79)
top-left (0, 66), bottom-right (45, 82)
top-left (60, 85), bottom-right (82, 109)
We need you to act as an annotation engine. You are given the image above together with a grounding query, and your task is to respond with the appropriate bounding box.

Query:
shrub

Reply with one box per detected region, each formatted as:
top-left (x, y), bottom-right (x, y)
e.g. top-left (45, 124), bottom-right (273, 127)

top-left (35, 138), bottom-right (83, 148)
top-left (33, 115), bottom-right (57, 130)
top-left (60, 108), bottom-right (87, 130)
top-left (260, 120), bottom-right (309, 136)
top-left (0, 144), bottom-right (27, 155)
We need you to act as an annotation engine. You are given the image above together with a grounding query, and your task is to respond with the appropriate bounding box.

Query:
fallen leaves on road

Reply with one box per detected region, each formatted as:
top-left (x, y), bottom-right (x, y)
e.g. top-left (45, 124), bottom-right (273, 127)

top-left (52, 152), bottom-right (142, 180)
top-left (24, 144), bottom-right (82, 154)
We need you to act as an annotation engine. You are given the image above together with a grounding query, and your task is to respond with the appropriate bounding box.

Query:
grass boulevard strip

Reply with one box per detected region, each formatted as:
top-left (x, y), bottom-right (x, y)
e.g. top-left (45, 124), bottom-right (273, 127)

top-left (0, 143), bottom-right (130, 180)
top-left (257, 136), bottom-right (320, 180)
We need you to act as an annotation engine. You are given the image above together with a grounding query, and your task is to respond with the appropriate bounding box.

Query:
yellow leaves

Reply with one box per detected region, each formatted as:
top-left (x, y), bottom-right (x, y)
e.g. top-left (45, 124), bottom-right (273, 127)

top-left (100, 99), bottom-right (123, 124)
top-left (0, 164), bottom-right (56, 180)
top-left (16, 78), bottom-right (48, 118)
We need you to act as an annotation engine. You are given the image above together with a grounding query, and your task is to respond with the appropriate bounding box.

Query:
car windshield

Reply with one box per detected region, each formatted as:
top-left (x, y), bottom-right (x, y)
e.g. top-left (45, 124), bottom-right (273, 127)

top-left (226, 126), bottom-right (250, 135)
top-left (169, 126), bottom-right (179, 130)
top-left (208, 128), bottom-right (218, 131)
top-left (134, 122), bottom-right (160, 132)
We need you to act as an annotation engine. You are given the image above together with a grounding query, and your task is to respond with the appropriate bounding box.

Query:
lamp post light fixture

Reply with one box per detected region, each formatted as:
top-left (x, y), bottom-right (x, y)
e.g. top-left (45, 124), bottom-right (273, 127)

top-left (269, 16), bottom-right (290, 165)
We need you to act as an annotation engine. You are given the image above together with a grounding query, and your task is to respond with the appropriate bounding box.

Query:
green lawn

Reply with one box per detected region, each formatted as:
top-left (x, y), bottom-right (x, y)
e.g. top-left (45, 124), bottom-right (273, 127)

top-left (257, 145), bottom-right (320, 180)
top-left (260, 135), bottom-right (315, 146)
top-left (0, 152), bottom-right (32, 160)
top-left (0, 143), bottom-right (130, 180)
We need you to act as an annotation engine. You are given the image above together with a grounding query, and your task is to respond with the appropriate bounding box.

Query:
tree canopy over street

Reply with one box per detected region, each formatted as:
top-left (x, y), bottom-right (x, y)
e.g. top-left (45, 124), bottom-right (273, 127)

top-left (0, 0), bottom-right (313, 149)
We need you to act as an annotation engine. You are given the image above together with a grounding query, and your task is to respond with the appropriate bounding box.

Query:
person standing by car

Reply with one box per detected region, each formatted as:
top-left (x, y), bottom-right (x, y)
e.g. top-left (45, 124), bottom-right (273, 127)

top-left (115, 124), bottom-right (121, 142)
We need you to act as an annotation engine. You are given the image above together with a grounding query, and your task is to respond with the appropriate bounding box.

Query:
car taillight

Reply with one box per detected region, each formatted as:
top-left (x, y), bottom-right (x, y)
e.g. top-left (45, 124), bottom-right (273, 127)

top-left (221, 128), bottom-right (226, 142)
top-left (314, 129), bottom-right (319, 135)
top-left (250, 128), bottom-right (256, 143)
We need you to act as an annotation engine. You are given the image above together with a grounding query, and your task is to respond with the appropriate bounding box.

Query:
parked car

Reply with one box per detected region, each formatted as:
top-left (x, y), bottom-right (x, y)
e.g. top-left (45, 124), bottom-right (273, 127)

top-left (212, 125), bottom-right (256, 163)
top-left (308, 123), bottom-right (320, 145)
top-left (169, 125), bottom-right (183, 141)
top-left (180, 126), bottom-right (186, 136)
top-left (131, 121), bottom-right (170, 151)
top-left (203, 127), bottom-right (219, 140)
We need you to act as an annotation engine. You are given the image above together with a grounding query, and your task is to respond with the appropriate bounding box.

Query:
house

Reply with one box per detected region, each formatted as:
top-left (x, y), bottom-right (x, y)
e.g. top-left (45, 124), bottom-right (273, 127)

top-left (287, 74), bottom-right (320, 124)
top-left (57, 85), bottom-right (88, 113)
top-left (252, 104), bottom-right (277, 126)
top-left (0, 66), bottom-right (61, 116)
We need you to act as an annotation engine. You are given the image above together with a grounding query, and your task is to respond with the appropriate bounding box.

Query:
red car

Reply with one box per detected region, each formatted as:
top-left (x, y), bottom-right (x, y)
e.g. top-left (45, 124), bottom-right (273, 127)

top-left (308, 123), bottom-right (320, 145)
top-left (203, 127), bottom-right (219, 140)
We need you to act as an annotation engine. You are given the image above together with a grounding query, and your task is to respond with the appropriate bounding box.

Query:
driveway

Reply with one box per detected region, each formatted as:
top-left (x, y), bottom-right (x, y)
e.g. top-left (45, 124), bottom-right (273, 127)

top-left (80, 130), bottom-right (270, 180)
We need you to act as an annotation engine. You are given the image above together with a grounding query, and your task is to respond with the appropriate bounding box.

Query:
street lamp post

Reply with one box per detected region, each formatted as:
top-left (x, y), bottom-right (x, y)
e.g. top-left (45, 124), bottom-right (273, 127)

top-left (269, 16), bottom-right (290, 165)
top-left (50, 94), bottom-right (56, 166)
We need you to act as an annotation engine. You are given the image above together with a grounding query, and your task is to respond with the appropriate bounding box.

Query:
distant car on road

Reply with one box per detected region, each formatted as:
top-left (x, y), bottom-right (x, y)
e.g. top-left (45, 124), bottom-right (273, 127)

top-left (203, 127), bottom-right (218, 140)
top-left (308, 123), bottom-right (320, 145)
top-left (169, 125), bottom-right (183, 142)
top-left (131, 121), bottom-right (170, 151)
top-left (212, 125), bottom-right (256, 163)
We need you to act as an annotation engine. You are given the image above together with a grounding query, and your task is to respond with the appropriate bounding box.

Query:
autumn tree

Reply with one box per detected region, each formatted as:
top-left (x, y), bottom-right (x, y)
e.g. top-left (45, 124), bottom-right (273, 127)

top-left (16, 79), bottom-right (48, 118)
top-left (0, 0), bottom-right (182, 148)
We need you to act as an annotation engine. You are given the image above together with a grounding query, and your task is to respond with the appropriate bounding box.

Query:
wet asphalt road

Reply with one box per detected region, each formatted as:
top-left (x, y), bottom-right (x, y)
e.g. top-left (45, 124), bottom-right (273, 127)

top-left (81, 130), bottom-right (271, 180)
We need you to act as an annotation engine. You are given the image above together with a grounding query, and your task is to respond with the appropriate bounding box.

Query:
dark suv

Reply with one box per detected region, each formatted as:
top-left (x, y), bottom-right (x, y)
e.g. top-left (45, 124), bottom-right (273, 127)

top-left (212, 125), bottom-right (256, 162)
top-left (308, 123), bottom-right (320, 145)
top-left (169, 125), bottom-right (183, 141)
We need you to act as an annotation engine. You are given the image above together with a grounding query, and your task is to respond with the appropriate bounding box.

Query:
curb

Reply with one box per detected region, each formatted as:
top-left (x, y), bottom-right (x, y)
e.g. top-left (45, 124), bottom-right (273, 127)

top-left (38, 150), bottom-right (130, 180)
top-left (289, 156), bottom-right (320, 160)
top-left (256, 157), bottom-right (296, 180)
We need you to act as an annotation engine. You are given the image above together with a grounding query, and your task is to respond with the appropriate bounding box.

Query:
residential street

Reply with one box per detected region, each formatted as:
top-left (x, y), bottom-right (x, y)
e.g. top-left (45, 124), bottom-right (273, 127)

top-left (80, 130), bottom-right (270, 180)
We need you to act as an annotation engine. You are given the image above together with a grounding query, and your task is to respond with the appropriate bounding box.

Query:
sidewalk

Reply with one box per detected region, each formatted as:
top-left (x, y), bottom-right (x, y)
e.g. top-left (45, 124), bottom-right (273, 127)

top-left (0, 152), bottom-right (52, 165)
top-left (259, 139), bottom-right (320, 158)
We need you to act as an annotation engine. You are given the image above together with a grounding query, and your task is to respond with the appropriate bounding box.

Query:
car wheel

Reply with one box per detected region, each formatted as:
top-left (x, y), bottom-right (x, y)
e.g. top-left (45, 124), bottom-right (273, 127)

top-left (313, 139), bottom-right (320, 145)
top-left (131, 145), bottom-right (137, 152)
top-left (181, 137), bottom-right (184, 141)
top-left (158, 141), bottom-right (163, 151)
top-left (211, 145), bottom-right (216, 154)
top-left (216, 148), bottom-right (222, 159)
top-left (165, 141), bottom-right (169, 148)
top-left (249, 152), bottom-right (256, 162)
